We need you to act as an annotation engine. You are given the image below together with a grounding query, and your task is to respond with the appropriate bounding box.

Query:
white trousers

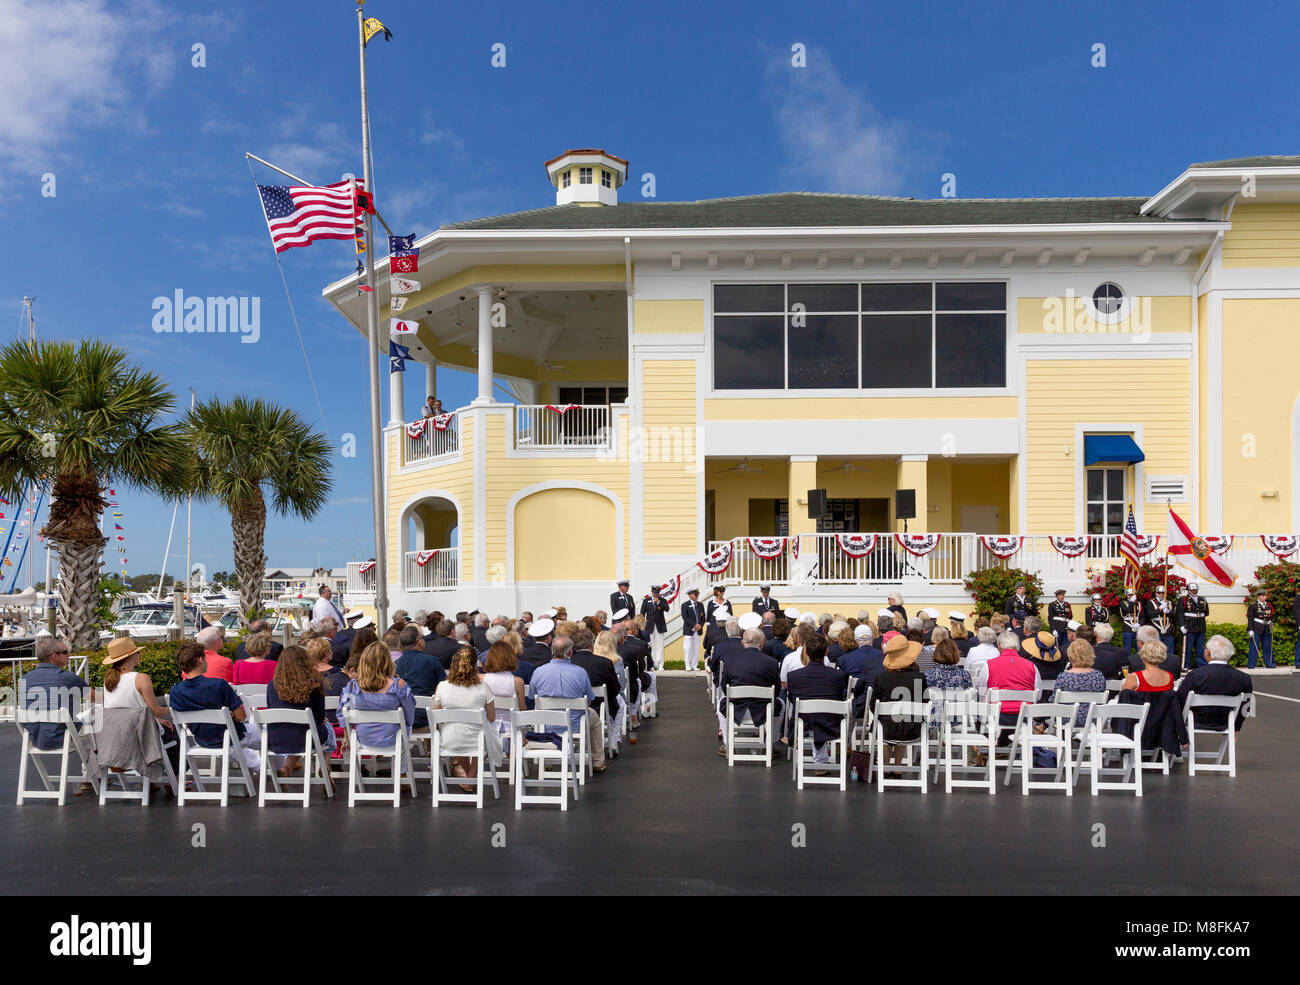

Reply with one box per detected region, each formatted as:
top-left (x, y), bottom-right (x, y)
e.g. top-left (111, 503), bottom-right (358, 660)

top-left (650, 630), bottom-right (665, 670)
top-left (682, 633), bottom-right (701, 671)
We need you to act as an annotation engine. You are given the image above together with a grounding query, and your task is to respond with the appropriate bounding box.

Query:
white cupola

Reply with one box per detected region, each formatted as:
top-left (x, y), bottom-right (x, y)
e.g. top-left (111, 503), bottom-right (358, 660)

top-left (545, 148), bottom-right (628, 207)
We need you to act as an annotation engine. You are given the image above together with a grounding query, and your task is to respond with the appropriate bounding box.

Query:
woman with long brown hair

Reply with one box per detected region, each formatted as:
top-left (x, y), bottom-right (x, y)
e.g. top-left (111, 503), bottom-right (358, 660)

top-left (433, 645), bottom-right (502, 786)
top-left (266, 643), bottom-right (332, 775)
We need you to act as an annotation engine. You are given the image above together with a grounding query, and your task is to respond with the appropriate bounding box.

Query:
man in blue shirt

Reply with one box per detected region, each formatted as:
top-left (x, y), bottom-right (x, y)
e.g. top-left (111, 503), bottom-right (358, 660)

top-left (168, 641), bottom-right (251, 756)
top-left (528, 635), bottom-right (604, 771)
top-left (394, 624), bottom-right (445, 729)
top-left (20, 637), bottom-right (89, 749)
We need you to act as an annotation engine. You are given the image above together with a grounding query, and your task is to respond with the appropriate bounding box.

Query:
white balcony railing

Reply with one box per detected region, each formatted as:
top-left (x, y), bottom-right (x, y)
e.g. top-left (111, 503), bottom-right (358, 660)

top-left (404, 548), bottom-right (459, 591)
top-left (513, 404), bottom-right (611, 451)
top-left (403, 413), bottom-right (459, 465)
top-left (346, 561), bottom-right (377, 594)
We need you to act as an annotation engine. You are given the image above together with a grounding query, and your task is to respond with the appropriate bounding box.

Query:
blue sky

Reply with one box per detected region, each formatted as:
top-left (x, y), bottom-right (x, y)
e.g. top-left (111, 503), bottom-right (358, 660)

top-left (1, 0), bottom-right (1295, 582)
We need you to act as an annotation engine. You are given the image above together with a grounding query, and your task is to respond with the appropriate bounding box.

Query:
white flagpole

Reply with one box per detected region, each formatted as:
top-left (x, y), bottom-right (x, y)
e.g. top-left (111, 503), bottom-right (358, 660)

top-left (356, 2), bottom-right (388, 633)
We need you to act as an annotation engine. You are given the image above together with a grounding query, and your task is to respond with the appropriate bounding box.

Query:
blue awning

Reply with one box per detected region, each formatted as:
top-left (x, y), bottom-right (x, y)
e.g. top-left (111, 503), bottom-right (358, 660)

top-left (1084, 434), bottom-right (1145, 466)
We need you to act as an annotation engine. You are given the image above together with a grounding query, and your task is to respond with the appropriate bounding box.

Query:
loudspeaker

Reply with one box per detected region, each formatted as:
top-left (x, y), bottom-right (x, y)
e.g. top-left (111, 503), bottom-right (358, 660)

top-left (807, 488), bottom-right (828, 520)
top-left (895, 488), bottom-right (916, 520)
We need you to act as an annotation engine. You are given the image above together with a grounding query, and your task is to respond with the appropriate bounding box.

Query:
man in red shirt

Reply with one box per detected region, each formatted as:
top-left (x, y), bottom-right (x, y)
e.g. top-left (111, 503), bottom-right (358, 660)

top-left (196, 625), bottom-right (233, 682)
top-left (984, 630), bottom-right (1041, 738)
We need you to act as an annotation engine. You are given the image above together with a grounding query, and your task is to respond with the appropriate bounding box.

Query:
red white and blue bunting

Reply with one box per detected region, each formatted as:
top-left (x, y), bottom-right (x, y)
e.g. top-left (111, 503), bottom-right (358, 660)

top-left (431, 413), bottom-right (454, 431)
top-left (698, 543), bottom-right (733, 575)
top-left (1201, 534), bottom-right (1233, 555)
top-left (414, 549), bottom-right (439, 567)
top-left (1128, 534), bottom-right (1160, 557)
top-left (357, 561), bottom-right (376, 575)
top-left (835, 533), bottom-right (877, 558)
top-left (1262, 534), bottom-right (1299, 558)
top-left (747, 536), bottom-right (787, 559)
top-left (1049, 535), bottom-right (1090, 558)
top-left (545, 404), bottom-right (581, 415)
top-left (979, 535), bottom-right (1024, 559)
top-left (656, 575), bottom-right (681, 604)
top-left (405, 419), bottom-right (427, 439)
top-left (896, 533), bottom-right (941, 556)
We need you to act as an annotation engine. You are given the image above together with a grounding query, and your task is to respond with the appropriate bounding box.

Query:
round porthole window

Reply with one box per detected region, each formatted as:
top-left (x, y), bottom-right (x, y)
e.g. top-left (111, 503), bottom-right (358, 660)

top-left (1091, 282), bottom-right (1127, 322)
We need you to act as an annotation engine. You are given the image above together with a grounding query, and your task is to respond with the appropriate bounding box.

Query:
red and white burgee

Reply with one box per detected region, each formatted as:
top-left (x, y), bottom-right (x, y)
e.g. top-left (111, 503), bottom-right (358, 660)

top-left (979, 535), bottom-right (1023, 559)
top-left (835, 533), bottom-right (877, 558)
top-left (657, 575), bottom-right (681, 604)
top-left (431, 412), bottom-right (454, 431)
top-left (1048, 535), bottom-right (1090, 558)
top-left (1262, 534), bottom-right (1299, 558)
top-left (1200, 534), bottom-right (1233, 555)
top-left (895, 533), bottom-right (941, 556)
top-left (414, 549), bottom-right (439, 567)
top-left (1166, 508), bottom-right (1236, 587)
top-left (405, 419), bottom-right (427, 439)
top-left (747, 536), bottom-right (787, 559)
top-left (545, 404), bottom-right (581, 414)
top-left (698, 542), bottom-right (733, 575)
top-left (357, 561), bottom-right (376, 575)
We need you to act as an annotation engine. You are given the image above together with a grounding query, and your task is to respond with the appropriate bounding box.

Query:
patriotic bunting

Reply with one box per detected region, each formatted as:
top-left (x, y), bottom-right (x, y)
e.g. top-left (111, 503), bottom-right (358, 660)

top-left (834, 533), bottom-right (877, 558)
top-left (979, 535), bottom-right (1024, 559)
top-left (414, 549), bottom-right (439, 567)
top-left (405, 419), bottom-right (427, 439)
top-left (545, 404), bottom-right (581, 414)
top-left (358, 561), bottom-right (376, 574)
top-left (1261, 534), bottom-right (1299, 558)
top-left (746, 537), bottom-right (787, 559)
top-left (896, 533), bottom-right (941, 556)
top-left (655, 575), bottom-right (681, 605)
top-left (1128, 534), bottom-right (1160, 557)
top-left (697, 542), bottom-right (733, 575)
top-left (1048, 535), bottom-right (1090, 557)
top-left (1200, 535), bottom-right (1233, 554)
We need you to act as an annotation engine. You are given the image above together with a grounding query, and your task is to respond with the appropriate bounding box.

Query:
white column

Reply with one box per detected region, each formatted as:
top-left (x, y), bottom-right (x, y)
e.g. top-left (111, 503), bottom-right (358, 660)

top-left (425, 357), bottom-right (437, 405)
top-left (474, 286), bottom-right (494, 404)
top-left (388, 357), bottom-right (404, 426)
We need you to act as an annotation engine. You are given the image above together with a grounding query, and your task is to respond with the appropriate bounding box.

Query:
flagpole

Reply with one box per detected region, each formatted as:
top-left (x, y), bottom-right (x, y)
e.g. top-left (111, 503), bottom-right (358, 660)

top-left (356, 1), bottom-right (388, 633)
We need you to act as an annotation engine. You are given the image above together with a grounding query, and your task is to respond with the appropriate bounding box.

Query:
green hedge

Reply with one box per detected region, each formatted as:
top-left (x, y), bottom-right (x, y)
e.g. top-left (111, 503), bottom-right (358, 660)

top-left (82, 639), bottom-right (241, 694)
top-left (1205, 622), bottom-right (1295, 667)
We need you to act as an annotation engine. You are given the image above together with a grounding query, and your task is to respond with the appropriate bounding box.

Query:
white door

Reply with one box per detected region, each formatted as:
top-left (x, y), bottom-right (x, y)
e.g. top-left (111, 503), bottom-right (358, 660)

top-left (961, 505), bottom-right (1000, 534)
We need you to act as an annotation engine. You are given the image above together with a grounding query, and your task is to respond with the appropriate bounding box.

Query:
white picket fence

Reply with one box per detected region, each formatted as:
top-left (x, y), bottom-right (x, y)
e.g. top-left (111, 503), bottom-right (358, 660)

top-left (404, 548), bottom-right (460, 591)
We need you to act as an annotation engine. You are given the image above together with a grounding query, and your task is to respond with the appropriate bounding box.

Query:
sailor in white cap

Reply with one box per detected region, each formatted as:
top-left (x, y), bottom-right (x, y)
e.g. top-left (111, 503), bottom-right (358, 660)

top-left (640, 583), bottom-right (670, 671)
top-left (752, 584), bottom-right (779, 615)
top-left (706, 585), bottom-right (731, 626)
top-left (738, 610), bottom-right (762, 632)
top-left (610, 580), bottom-right (635, 622)
top-left (680, 587), bottom-right (705, 672)
top-left (1085, 593), bottom-right (1111, 630)
top-left (524, 617), bottom-right (555, 666)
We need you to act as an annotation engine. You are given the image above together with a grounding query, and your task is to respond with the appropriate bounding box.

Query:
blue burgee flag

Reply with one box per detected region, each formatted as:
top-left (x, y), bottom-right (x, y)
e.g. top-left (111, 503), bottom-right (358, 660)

top-left (389, 340), bottom-right (411, 374)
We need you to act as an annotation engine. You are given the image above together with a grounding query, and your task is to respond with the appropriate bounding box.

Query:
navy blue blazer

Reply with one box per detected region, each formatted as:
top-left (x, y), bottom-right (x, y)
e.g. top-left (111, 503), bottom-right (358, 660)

top-left (787, 661), bottom-right (849, 745)
top-left (1176, 663), bottom-right (1252, 732)
top-left (680, 599), bottom-right (706, 636)
top-left (707, 637), bottom-right (745, 685)
top-left (1092, 642), bottom-right (1140, 680)
top-left (719, 647), bottom-right (782, 727)
top-left (394, 649), bottom-right (446, 729)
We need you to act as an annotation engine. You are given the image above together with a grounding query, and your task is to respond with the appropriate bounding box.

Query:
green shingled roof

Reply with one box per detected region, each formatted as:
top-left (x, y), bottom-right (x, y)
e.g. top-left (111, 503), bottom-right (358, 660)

top-left (1190, 155), bottom-right (1300, 169)
top-left (442, 192), bottom-right (1185, 232)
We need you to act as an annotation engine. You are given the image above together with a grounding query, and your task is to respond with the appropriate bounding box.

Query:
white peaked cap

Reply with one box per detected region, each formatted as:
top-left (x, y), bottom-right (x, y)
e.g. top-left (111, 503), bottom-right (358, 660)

top-left (611, 608), bottom-right (630, 621)
top-left (738, 611), bottom-right (762, 631)
top-left (528, 618), bottom-right (555, 637)
top-left (784, 607), bottom-right (801, 620)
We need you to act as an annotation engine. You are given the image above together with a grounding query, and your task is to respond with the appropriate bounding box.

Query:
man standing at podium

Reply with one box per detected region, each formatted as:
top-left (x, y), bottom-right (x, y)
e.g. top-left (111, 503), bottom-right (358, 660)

top-left (610, 580), bottom-right (635, 623)
top-left (752, 584), bottom-right (779, 615)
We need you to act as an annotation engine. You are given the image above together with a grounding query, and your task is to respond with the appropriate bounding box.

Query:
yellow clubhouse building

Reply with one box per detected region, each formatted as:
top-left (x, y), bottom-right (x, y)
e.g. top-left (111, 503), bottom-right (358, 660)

top-left (324, 151), bottom-right (1300, 649)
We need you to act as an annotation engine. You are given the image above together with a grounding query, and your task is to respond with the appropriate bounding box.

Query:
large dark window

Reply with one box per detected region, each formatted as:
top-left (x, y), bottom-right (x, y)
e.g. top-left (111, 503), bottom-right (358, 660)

top-left (712, 282), bottom-right (1005, 390)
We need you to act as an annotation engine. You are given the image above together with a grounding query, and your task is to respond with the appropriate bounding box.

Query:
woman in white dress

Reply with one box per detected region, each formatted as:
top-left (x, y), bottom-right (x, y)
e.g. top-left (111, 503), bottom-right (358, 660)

top-left (432, 647), bottom-right (504, 786)
top-left (481, 642), bottom-right (526, 753)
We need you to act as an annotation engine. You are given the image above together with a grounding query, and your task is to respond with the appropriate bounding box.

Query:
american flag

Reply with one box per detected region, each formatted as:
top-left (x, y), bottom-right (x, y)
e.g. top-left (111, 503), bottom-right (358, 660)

top-left (1118, 506), bottom-right (1143, 587)
top-left (257, 181), bottom-right (360, 253)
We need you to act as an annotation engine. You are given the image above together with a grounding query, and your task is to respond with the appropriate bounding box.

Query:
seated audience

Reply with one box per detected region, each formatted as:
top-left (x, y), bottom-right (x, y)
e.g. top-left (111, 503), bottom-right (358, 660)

top-left (528, 636), bottom-right (603, 770)
top-left (266, 643), bottom-right (333, 776)
top-left (234, 619), bottom-right (283, 662)
top-left (1023, 631), bottom-right (1067, 686)
top-left (717, 627), bottom-right (783, 755)
top-left (923, 636), bottom-right (971, 728)
top-left (869, 634), bottom-right (929, 770)
top-left (197, 626), bottom-right (232, 682)
top-left (1124, 642), bottom-right (1176, 694)
top-left (338, 642), bottom-right (415, 749)
top-left (169, 640), bottom-right (259, 769)
top-left (482, 641), bottom-right (527, 750)
top-left (1176, 634), bottom-right (1253, 733)
top-left (1091, 622), bottom-right (1140, 679)
top-left (394, 623), bottom-right (446, 730)
top-left (786, 633), bottom-right (847, 766)
top-left (20, 637), bottom-right (89, 751)
top-left (1054, 639), bottom-right (1107, 727)
top-left (984, 630), bottom-right (1041, 739)
top-left (433, 647), bottom-right (503, 787)
top-left (232, 632), bottom-right (277, 686)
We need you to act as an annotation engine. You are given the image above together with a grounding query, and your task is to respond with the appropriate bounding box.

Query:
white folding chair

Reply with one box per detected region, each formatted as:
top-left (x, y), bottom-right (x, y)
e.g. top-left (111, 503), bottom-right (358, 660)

top-left (1184, 694), bottom-right (1245, 777)
top-left (14, 709), bottom-right (99, 805)
top-left (173, 708), bottom-right (257, 806)
top-left (511, 710), bottom-right (578, 810)
top-left (234, 684), bottom-right (267, 710)
top-left (256, 708), bottom-right (335, 807)
top-left (1005, 704), bottom-right (1074, 795)
top-left (872, 700), bottom-right (932, 792)
top-left (430, 708), bottom-right (502, 808)
top-left (406, 695), bottom-right (435, 783)
top-left (987, 689), bottom-right (1036, 775)
top-left (793, 698), bottom-right (851, 790)
top-left (95, 709), bottom-right (179, 806)
top-left (1078, 703), bottom-right (1149, 795)
top-left (850, 685), bottom-right (873, 751)
top-left (324, 695), bottom-right (349, 782)
top-left (939, 694), bottom-right (999, 794)
top-left (343, 709), bottom-right (417, 807)
top-left (535, 696), bottom-right (590, 783)
top-left (591, 685), bottom-right (612, 759)
top-left (725, 685), bottom-right (776, 767)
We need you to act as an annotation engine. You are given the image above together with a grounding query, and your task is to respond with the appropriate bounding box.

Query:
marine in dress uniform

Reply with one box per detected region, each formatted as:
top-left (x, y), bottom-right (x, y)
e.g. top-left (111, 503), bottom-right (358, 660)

top-left (680, 588), bottom-right (706, 672)
top-left (1180, 584), bottom-right (1210, 671)
top-left (1047, 590), bottom-right (1072, 650)
top-left (1085, 595), bottom-right (1111, 630)
top-left (609, 581), bottom-right (635, 623)
top-left (1142, 587), bottom-right (1176, 660)
top-left (752, 586), bottom-right (779, 615)
top-left (1246, 592), bottom-right (1275, 668)
top-left (1118, 590), bottom-right (1142, 654)
top-left (1003, 584), bottom-right (1033, 632)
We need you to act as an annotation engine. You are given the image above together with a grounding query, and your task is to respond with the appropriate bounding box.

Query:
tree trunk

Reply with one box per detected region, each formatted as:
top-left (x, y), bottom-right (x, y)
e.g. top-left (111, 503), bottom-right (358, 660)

top-left (51, 536), bottom-right (107, 653)
top-left (232, 490), bottom-right (267, 623)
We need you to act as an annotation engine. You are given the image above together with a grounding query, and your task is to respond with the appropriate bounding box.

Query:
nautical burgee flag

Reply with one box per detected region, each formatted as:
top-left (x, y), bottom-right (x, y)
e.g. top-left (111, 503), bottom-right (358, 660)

top-left (1166, 508), bottom-right (1237, 587)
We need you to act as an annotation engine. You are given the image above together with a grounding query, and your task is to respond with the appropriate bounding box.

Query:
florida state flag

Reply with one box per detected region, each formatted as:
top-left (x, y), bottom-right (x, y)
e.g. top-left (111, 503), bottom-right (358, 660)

top-left (1166, 508), bottom-right (1237, 587)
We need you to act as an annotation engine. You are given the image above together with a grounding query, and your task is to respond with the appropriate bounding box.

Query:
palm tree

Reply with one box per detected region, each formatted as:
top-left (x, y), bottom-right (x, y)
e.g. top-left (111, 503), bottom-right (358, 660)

top-left (186, 396), bottom-right (332, 620)
top-left (0, 340), bottom-right (190, 651)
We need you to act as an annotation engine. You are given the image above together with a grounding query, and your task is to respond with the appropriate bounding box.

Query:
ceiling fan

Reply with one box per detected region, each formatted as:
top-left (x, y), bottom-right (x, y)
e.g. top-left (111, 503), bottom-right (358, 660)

top-left (718, 458), bottom-right (766, 474)
top-left (819, 462), bottom-right (872, 474)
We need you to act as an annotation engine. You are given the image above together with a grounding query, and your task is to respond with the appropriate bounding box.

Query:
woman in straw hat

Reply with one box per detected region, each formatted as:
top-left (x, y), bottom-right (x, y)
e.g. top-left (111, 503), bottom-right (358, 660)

top-left (869, 633), bottom-right (930, 771)
top-left (101, 636), bottom-right (178, 775)
top-left (1022, 631), bottom-right (1067, 688)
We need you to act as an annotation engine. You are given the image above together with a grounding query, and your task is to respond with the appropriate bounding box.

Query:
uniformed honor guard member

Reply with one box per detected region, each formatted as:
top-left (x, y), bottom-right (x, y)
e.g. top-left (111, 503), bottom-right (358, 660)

top-left (1180, 582), bottom-right (1210, 671)
top-left (681, 587), bottom-right (706, 672)
top-left (752, 585), bottom-right (779, 615)
top-left (640, 584), bottom-right (669, 671)
top-left (1085, 594), bottom-right (1111, 630)
top-left (1143, 585), bottom-right (1175, 660)
top-left (1246, 590), bottom-right (1275, 668)
top-left (1119, 588), bottom-right (1141, 654)
top-left (1003, 582), bottom-right (1033, 634)
top-left (610, 580), bottom-right (635, 623)
top-left (1047, 589), bottom-right (1072, 650)
top-left (706, 585), bottom-right (732, 626)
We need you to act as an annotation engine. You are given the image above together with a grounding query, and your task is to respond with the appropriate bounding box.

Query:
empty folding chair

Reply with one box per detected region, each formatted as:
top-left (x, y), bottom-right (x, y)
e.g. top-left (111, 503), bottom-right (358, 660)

top-left (173, 708), bottom-right (257, 806)
top-left (1005, 704), bottom-right (1074, 795)
top-left (535, 696), bottom-right (590, 783)
top-left (343, 709), bottom-right (418, 807)
top-left (256, 708), bottom-right (335, 807)
top-left (725, 685), bottom-right (776, 767)
top-left (234, 684), bottom-right (267, 710)
top-left (872, 700), bottom-right (932, 793)
top-left (940, 694), bottom-right (999, 794)
top-left (14, 708), bottom-right (100, 806)
top-left (429, 708), bottom-right (502, 808)
top-left (1184, 694), bottom-right (1245, 777)
top-left (1078, 704), bottom-right (1149, 795)
top-left (511, 710), bottom-right (579, 810)
top-left (793, 698), bottom-right (851, 790)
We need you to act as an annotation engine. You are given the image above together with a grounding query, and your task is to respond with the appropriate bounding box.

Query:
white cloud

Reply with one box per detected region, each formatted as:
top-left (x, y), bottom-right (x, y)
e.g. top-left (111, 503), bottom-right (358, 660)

top-left (766, 46), bottom-right (917, 195)
top-left (0, 0), bottom-right (174, 175)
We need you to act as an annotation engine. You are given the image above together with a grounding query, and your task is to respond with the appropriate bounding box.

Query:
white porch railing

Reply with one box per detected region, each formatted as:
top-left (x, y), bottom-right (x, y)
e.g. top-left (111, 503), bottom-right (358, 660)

top-left (403, 414), bottom-right (459, 465)
top-left (405, 548), bottom-right (460, 591)
top-left (513, 404), bottom-right (611, 451)
top-left (346, 561), bottom-right (377, 594)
